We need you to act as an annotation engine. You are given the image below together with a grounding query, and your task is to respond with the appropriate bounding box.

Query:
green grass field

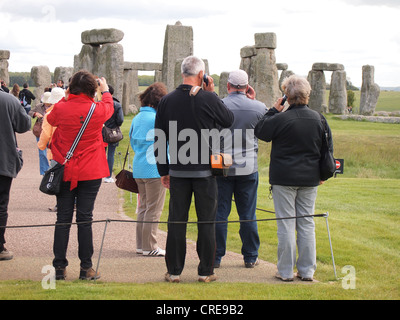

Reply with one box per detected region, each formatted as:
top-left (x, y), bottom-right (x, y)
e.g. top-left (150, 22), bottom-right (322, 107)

top-left (1, 91), bottom-right (399, 301)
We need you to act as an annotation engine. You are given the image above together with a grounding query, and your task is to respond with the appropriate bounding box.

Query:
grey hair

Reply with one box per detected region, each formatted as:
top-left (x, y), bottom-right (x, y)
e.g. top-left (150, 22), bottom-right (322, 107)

top-left (281, 75), bottom-right (311, 105)
top-left (181, 56), bottom-right (205, 77)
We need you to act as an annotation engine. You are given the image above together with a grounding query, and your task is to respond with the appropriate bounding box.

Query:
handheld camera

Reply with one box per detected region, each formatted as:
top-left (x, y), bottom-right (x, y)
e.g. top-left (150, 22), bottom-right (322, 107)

top-left (203, 73), bottom-right (209, 86)
top-left (281, 95), bottom-right (287, 105)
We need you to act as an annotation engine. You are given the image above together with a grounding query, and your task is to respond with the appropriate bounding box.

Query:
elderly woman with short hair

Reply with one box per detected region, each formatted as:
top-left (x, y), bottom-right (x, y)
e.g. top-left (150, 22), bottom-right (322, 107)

top-left (255, 75), bottom-right (333, 282)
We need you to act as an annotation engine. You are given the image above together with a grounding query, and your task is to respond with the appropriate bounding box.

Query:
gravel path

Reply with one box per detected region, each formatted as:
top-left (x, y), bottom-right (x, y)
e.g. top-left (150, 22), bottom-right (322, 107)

top-left (0, 131), bottom-right (298, 284)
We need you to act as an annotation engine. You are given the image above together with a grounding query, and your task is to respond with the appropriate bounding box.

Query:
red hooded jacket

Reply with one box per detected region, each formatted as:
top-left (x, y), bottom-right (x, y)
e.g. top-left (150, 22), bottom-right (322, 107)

top-left (47, 92), bottom-right (114, 190)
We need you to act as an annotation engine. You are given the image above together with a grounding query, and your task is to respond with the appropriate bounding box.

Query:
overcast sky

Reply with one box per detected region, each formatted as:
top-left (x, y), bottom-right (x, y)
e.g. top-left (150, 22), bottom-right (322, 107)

top-left (1, 0), bottom-right (399, 87)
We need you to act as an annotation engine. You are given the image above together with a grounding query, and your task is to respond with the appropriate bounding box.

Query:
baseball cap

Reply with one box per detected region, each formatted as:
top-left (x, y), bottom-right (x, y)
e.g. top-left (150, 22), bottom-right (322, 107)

top-left (228, 70), bottom-right (249, 87)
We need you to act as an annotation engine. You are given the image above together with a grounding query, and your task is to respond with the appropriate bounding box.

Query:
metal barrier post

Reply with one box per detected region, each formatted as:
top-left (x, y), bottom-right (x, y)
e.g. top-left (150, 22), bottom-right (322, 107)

top-left (94, 219), bottom-right (110, 283)
top-left (324, 212), bottom-right (338, 280)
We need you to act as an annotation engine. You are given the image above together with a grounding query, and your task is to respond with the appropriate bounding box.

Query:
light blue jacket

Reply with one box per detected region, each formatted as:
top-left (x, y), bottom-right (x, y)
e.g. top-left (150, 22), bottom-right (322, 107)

top-left (129, 106), bottom-right (160, 179)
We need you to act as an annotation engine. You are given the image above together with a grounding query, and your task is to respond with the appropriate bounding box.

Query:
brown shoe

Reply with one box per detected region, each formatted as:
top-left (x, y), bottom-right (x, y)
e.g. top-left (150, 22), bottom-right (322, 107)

top-left (165, 272), bottom-right (180, 283)
top-left (79, 267), bottom-right (100, 280)
top-left (0, 248), bottom-right (13, 261)
top-left (198, 274), bottom-right (217, 283)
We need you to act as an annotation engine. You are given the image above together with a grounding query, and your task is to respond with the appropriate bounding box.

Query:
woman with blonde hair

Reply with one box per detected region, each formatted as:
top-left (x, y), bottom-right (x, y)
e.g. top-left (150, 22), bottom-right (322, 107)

top-left (255, 75), bottom-right (333, 282)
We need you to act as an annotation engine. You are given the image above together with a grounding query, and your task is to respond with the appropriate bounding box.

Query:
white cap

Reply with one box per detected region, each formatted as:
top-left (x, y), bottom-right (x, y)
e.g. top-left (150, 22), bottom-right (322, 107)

top-left (48, 87), bottom-right (65, 104)
top-left (228, 70), bottom-right (249, 87)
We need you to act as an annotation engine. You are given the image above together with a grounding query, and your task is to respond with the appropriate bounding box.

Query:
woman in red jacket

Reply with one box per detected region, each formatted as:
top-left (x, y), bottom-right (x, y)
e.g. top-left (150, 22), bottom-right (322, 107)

top-left (47, 70), bottom-right (114, 280)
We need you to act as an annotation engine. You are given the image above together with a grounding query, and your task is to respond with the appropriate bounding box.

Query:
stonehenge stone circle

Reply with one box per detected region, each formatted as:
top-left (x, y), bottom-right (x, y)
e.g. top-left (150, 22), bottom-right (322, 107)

top-left (360, 65), bottom-right (380, 116)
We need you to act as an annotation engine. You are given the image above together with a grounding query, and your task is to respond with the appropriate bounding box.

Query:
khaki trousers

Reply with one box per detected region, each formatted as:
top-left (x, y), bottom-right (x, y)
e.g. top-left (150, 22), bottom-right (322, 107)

top-left (135, 178), bottom-right (166, 251)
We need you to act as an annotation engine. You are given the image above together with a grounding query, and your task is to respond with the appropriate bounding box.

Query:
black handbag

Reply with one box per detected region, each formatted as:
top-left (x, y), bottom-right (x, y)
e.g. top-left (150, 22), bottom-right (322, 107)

top-left (319, 114), bottom-right (336, 181)
top-left (115, 143), bottom-right (138, 193)
top-left (102, 125), bottom-right (123, 143)
top-left (39, 103), bottom-right (96, 195)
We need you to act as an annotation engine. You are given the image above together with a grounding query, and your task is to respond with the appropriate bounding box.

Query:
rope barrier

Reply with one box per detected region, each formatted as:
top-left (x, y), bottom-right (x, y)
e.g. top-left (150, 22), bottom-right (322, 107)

top-left (0, 213), bottom-right (328, 229)
top-left (0, 212), bottom-right (338, 280)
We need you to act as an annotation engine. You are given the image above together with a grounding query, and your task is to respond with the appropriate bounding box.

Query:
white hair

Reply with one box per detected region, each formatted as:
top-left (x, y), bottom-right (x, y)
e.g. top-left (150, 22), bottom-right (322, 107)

top-left (181, 56), bottom-right (205, 76)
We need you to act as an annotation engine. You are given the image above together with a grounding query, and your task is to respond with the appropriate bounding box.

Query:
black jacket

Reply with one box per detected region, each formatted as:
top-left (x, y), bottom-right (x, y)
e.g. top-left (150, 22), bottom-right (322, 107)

top-left (105, 97), bottom-right (124, 129)
top-left (255, 105), bottom-right (333, 187)
top-left (19, 88), bottom-right (36, 105)
top-left (155, 85), bottom-right (234, 176)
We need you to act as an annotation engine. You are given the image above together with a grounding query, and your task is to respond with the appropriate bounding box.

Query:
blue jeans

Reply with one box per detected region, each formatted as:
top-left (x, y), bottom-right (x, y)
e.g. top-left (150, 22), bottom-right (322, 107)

top-left (215, 172), bottom-right (260, 264)
top-left (36, 137), bottom-right (49, 175)
top-left (105, 143), bottom-right (118, 178)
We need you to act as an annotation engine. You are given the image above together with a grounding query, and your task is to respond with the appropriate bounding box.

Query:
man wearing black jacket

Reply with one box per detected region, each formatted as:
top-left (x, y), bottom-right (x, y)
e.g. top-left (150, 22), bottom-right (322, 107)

top-left (19, 83), bottom-right (36, 114)
top-left (155, 56), bottom-right (234, 283)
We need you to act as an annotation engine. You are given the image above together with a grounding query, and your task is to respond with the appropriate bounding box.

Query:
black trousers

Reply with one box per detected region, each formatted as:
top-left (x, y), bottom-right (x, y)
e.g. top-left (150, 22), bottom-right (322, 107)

top-left (166, 176), bottom-right (217, 276)
top-left (0, 176), bottom-right (13, 250)
top-left (53, 179), bottom-right (101, 269)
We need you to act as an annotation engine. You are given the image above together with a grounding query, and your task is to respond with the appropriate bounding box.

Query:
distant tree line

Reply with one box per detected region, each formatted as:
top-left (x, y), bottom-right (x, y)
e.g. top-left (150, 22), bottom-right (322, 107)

top-left (8, 72), bottom-right (222, 88)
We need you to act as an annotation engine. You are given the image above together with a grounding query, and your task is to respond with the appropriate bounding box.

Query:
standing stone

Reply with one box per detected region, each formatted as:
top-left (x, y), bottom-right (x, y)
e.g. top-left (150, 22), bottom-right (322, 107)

top-left (329, 70), bottom-right (347, 114)
top-left (308, 70), bottom-right (327, 113)
top-left (251, 47), bottom-right (280, 108)
top-left (94, 43), bottom-right (124, 103)
top-left (31, 66), bottom-right (51, 107)
top-left (218, 72), bottom-right (229, 99)
top-left (122, 67), bottom-right (139, 115)
top-left (0, 50), bottom-right (10, 86)
top-left (54, 67), bottom-right (73, 87)
top-left (162, 22), bottom-right (193, 92)
top-left (360, 65), bottom-right (380, 116)
top-left (74, 44), bottom-right (99, 74)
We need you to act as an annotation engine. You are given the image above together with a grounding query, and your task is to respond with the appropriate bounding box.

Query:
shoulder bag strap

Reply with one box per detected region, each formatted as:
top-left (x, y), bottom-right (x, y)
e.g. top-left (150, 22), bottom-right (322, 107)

top-left (64, 102), bottom-right (96, 164)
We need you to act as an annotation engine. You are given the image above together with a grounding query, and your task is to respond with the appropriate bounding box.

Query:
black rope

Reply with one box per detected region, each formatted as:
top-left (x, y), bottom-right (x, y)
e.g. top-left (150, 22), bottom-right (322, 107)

top-left (0, 214), bottom-right (328, 230)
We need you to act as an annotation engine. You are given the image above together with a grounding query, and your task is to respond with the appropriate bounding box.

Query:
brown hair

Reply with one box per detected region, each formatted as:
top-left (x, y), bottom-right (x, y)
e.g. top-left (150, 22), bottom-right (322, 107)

top-left (68, 70), bottom-right (98, 98)
top-left (139, 82), bottom-right (168, 110)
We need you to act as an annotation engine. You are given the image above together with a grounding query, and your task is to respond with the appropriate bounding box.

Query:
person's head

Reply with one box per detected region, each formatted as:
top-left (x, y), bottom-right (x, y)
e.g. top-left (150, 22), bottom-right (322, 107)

top-left (227, 70), bottom-right (249, 93)
top-left (139, 82), bottom-right (168, 110)
top-left (57, 79), bottom-right (64, 88)
top-left (68, 70), bottom-right (98, 98)
top-left (23, 83), bottom-right (28, 89)
top-left (281, 75), bottom-right (311, 105)
top-left (181, 56), bottom-right (205, 85)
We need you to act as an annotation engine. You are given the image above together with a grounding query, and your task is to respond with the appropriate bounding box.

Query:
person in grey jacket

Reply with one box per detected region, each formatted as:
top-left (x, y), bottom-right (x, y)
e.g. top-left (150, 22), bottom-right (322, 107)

top-left (215, 70), bottom-right (267, 269)
top-left (0, 88), bottom-right (31, 261)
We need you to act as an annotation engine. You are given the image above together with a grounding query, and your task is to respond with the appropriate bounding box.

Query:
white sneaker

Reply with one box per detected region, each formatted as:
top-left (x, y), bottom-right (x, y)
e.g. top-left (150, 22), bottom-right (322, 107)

top-left (104, 177), bottom-right (115, 183)
top-left (143, 248), bottom-right (165, 256)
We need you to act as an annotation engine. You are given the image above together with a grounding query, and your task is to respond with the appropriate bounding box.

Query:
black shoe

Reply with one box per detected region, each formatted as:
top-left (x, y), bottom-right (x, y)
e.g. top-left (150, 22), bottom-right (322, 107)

top-left (244, 258), bottom-right (259, 268)
top-left (55, 267), bottom-right (66, 280)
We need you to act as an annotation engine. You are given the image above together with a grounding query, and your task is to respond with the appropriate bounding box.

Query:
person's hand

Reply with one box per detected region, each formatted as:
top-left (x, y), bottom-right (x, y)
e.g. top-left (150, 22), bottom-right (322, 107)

top-left (161, 175), bottom-right (170, 189)
top-left (203, 75), bottom-right (215, 92)
top-left (35, 112), bottom-right (43, 118)
top-left (97, 77), bottom-right (109, 93)
top-left (273, 97), bottom-right (285, 112)
top-left (246, 85), bottom-right (256, 100)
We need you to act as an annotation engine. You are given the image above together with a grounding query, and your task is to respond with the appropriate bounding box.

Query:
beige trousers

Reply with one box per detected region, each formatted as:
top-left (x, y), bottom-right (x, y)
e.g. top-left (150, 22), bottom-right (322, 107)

top-left (135, 178), bottom-right (166, 251)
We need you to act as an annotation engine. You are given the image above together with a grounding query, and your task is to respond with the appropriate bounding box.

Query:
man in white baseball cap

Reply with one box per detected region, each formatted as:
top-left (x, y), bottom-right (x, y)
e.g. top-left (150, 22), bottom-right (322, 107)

top-left (214, 69), bottom-right (267, 269)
